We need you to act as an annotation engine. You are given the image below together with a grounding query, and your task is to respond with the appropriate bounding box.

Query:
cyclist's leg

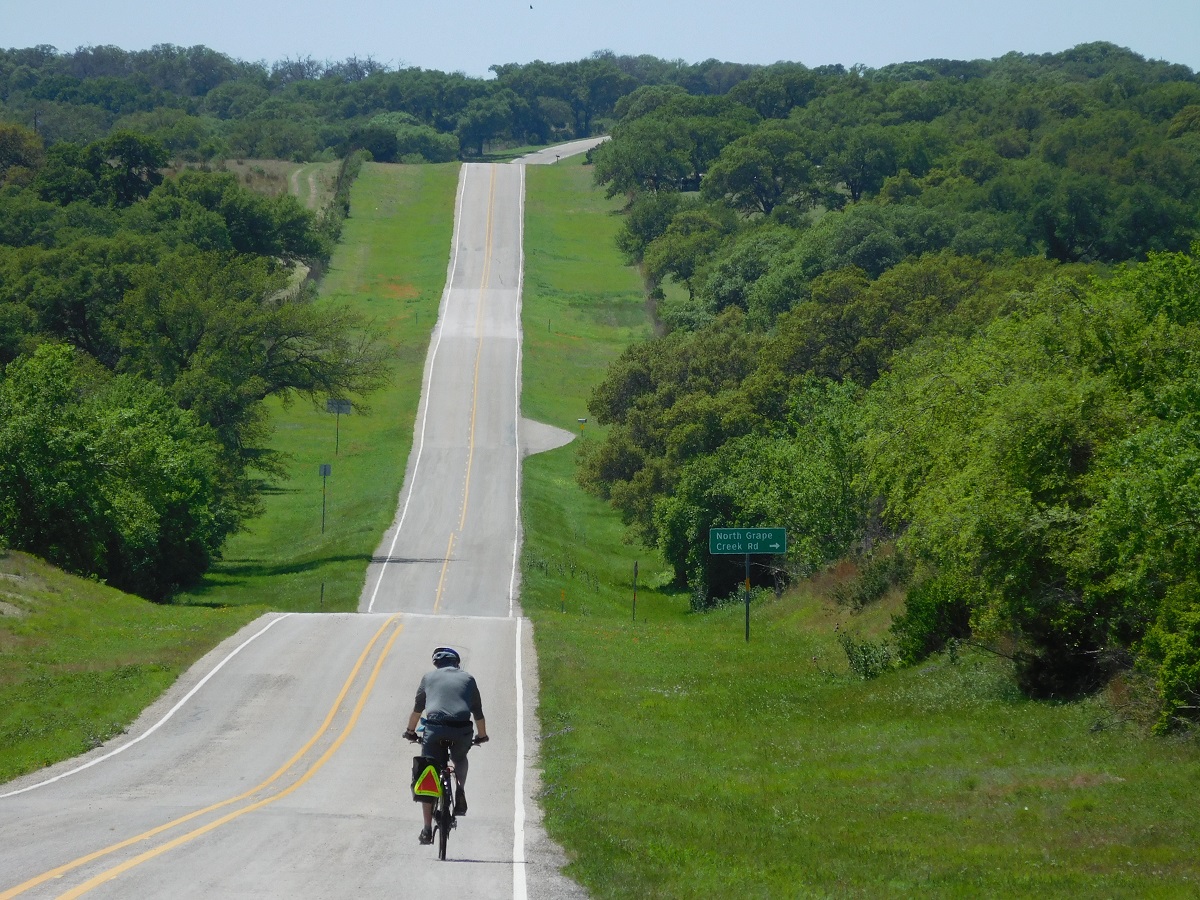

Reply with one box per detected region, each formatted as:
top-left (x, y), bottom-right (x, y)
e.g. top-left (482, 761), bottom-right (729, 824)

top-left (446, 728), bottom-right (472, 815)
top-left (444, 727), bottom-right (472, 781)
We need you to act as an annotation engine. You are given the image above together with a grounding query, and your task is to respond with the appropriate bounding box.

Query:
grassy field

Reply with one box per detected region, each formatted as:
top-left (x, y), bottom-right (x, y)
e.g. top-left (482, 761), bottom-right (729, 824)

top-left (0, 163), bottom-right (460, 782)
top-left (518, 161), bottom-right (1200, 897)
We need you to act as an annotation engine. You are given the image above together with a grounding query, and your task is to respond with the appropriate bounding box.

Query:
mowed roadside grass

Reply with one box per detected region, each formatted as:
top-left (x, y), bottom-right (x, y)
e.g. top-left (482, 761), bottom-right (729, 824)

top-left (179, 161), bottom-right (460, 613)
top-left (0, 163), bottom-right (459, 783)
top-left (518, 163), bottom-right (1200, 896)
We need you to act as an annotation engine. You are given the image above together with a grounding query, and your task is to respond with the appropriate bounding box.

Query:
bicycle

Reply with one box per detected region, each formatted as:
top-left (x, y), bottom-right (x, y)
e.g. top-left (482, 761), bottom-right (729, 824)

top-left (407, 732), bottom-right (487, 861)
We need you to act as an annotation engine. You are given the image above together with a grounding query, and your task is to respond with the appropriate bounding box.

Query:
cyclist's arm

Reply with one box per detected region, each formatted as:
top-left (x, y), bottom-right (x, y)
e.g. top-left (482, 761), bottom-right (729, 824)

top-left (407, 677), bottom-right (427, 733)
top-left (473, 716), bottom-right (487, 739)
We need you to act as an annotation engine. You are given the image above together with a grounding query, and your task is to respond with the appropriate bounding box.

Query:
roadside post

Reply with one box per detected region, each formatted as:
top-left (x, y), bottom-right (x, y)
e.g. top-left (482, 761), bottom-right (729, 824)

top-left (320, 464), bottom-right (332, 533)
top-left (578, 417), bottom-right (587, 435)
top-left (708, 528), bottom-right (787, 642)
top-left (326, 399), bottom-right (352, 455)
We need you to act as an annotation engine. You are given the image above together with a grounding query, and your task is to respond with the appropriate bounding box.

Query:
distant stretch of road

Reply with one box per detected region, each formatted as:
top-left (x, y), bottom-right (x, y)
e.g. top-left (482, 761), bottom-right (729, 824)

top-left (0, 139), bottom-right (601, 900)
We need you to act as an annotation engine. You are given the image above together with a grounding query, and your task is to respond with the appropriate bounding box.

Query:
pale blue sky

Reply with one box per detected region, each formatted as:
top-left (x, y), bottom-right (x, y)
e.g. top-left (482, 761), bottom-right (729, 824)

top-left (3, 0), bottom-right (1197, 78)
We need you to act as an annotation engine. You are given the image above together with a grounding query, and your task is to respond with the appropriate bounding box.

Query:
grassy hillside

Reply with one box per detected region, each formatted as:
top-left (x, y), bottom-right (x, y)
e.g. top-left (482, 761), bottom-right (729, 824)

top-left (0, 551), bottom-right (262, 783)
top-left (518, 161), bottom-right (1200, 898)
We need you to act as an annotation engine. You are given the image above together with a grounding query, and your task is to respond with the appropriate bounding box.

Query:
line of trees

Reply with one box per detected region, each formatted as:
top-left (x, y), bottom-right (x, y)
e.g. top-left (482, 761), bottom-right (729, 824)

top-left (0, 45), bottom-right (767, 161)
top-left (578, 42), bottom-right (1200, 730)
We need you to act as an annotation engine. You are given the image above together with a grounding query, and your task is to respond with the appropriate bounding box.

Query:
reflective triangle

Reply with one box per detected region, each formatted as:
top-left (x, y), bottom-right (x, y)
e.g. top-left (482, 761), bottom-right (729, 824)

top-left (414, 765), bottom-right (441, 798)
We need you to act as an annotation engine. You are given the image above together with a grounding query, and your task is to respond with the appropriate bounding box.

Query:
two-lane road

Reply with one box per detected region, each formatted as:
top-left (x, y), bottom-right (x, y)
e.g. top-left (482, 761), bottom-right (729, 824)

top-left (0, 147), bottom-right (596, 898)
top-left (363, 161), bottom-right (527, 619)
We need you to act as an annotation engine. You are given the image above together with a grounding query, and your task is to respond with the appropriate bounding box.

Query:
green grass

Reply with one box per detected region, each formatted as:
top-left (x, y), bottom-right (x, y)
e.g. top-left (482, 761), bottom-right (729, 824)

top-left (178, 161), bottom-right (460, 613)
top-left (521, 156), bottom-right (650, 428)
top-left (0, 551), bottom-right (262, 782)
top-left (518, 161), bottom-right (1200, 897)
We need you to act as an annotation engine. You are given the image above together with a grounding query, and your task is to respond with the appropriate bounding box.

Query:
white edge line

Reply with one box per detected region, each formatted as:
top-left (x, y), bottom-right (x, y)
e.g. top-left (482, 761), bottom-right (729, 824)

top-left (509, 162), bottom-right (525, 619)
top-left (513, 616), bottom-right (528, 900)
top-left (0, 613), bottom-right (294, 800)
top-left (367, 163), bottom-right (469, 612)
top-left (511, 163), bottom-right (529, 900)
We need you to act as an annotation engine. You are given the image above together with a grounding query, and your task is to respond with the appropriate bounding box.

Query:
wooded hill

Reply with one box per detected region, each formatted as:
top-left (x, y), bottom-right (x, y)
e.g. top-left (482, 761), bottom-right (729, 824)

top-left (579, 42), bottom-right (1200, 731)
top-left (1, 40), bottom-right (1199, 731)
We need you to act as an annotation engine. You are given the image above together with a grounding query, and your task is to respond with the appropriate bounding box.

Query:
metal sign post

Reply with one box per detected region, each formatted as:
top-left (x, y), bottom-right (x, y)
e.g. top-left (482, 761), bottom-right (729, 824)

top-left (319, 464), bottom-right (331, 533)
top-left (708, 528), bottom-right (787, 642)
top-left (326, 399), bottom-right (352, 456)
top-left (744, 553), bottom-right (751, 642)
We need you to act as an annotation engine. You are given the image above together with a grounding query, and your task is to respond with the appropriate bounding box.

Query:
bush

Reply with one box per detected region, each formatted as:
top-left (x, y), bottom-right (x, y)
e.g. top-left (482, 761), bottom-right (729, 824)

top-left (1140, 583), bottom-right (1200, 733)
top-left (0, 344), bottom-right (238, 599)
top-left (891, 573), bottom-right (973, 664)
top-left (839, 631), bottom-right (897, 679)
top-left (834, 550), bottom-right (912, 611)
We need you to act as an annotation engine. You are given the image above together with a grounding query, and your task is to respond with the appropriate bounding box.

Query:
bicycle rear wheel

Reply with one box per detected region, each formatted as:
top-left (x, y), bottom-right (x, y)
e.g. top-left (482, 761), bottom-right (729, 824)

top-left (437, 784), bottom-right (452, 860)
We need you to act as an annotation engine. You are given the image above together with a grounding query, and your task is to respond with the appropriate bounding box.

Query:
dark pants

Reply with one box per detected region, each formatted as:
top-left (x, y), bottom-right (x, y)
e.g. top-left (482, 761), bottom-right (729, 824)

top-left (420, 723), bottom-right (473, 783)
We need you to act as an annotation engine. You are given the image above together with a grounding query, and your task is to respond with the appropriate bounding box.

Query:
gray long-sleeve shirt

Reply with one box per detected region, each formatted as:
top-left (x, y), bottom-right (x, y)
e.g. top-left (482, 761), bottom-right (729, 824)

top-left (413, 666), bottom-right (484, 725)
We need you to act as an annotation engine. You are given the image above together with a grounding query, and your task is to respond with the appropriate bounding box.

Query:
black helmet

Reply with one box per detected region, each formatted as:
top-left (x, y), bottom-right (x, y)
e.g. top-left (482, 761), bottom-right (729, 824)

top-left (432, 647), bottom-right (461, 667)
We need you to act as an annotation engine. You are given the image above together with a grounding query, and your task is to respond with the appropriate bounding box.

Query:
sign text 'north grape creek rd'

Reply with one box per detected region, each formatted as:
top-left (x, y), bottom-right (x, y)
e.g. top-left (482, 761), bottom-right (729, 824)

top-left (708, 528), bottom-right (787, 555)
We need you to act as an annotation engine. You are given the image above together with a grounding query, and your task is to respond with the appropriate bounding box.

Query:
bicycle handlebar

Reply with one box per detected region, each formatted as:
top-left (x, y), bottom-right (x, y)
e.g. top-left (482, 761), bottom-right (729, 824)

top-left (403, 731), bottom-right (488, 745)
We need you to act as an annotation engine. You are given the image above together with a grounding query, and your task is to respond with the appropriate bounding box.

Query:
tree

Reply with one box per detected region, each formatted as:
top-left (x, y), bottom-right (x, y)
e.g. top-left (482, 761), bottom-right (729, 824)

top-left (567, 57), bottom-right (631, 135)
top-left (592, 115), bottom-right (691, 196)
top-left (88, 131), bottom-right (169, 206)
top-left (654, 378), bottom-right (864, 599)
top-left (0, 122), bottom-right (44, 185)
top-left (643, 206), bottom-right (735, 299)
top-left (821, 125), bottom-right (901, 202)
top-left (614, 190), bottom-right (683, 263)
top-left (456, 93), bottom-right (514, 156)
top-left (0, 343), bottom-right (238, 598)
top-left (32, 132), bottom-right (167, 207)
top-left (116, 251), bottom-right (389, 465)
top-left (701, 127), bottom-right (817, 216)
top-left (860, 276), bottom-right (1146, 696)
top-left (579, 310), bottom-right (767, 545)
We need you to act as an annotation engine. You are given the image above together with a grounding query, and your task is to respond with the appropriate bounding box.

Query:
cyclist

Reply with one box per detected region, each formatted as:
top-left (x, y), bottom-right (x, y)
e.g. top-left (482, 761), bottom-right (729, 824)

top-left (403, 646), bottom-right (488, 845)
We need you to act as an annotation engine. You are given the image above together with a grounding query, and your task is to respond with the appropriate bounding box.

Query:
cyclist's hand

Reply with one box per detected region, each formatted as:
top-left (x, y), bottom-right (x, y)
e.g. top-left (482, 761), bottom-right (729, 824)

top-left (403, 729), bottom-right (419, 743)
top-left (472, 735), bottom-right (489, 746)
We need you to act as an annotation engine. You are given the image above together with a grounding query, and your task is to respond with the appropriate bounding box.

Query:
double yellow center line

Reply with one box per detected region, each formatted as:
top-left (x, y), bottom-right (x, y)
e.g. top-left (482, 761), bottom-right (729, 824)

top-left (2, 615), bottom-right (404, 900)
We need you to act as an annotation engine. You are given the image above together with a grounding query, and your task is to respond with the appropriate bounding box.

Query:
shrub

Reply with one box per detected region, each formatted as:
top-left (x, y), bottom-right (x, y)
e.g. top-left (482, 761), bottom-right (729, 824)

top-left (839, 631), bottom-right (897, 679)
top-left (891, 573), bottom-right (973, 664)
top-left (1140, 583), bottom-right (1200, 733)
top-left (833, 550), bottom-right (912, 611)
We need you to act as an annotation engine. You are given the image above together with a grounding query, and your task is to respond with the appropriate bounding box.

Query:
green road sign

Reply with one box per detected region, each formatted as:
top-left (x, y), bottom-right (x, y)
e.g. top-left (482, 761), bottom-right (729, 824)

top-left (708, 528), bottom-right (787, 555)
